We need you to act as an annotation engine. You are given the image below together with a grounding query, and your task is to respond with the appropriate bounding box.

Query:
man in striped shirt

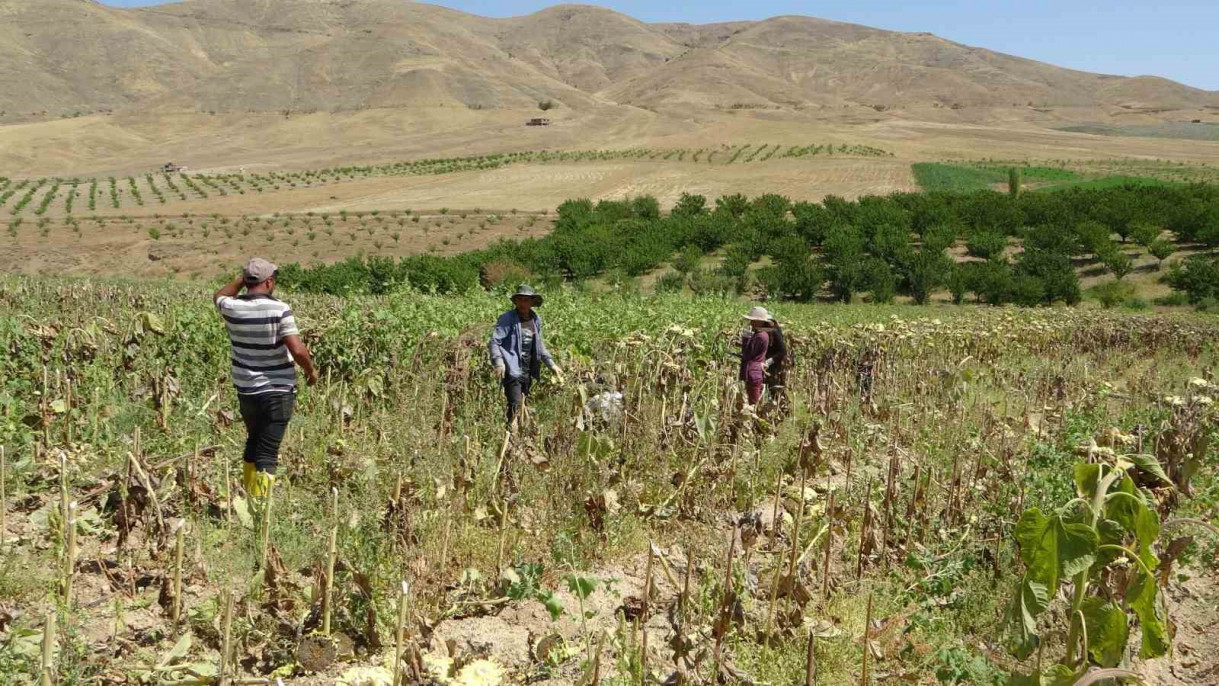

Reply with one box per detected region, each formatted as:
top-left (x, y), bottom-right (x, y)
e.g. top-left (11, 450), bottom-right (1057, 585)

top-left (214, 258), bottom-right (317, 498)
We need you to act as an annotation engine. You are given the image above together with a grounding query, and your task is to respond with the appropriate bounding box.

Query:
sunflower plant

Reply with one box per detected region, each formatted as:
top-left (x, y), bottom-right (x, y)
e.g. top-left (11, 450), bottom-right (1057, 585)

top-left (1005, 450), bottom-right (1174, 684)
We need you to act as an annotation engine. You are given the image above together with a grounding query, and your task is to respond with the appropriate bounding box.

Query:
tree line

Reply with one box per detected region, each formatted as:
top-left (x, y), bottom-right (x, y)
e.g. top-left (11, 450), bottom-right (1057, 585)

top-left (277, 183), bottom-right (1219, 307)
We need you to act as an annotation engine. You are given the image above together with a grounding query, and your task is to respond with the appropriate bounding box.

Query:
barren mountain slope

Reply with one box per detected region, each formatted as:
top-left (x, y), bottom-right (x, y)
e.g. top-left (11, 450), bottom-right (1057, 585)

top-left (608, 15), bottom-right (1219, 110)
top-left (0, 0), bottom-right (216, 115)
top-left (2, 0), bottom-right (1215, 121)
top-left (495, 4), bottom-right (684, 92)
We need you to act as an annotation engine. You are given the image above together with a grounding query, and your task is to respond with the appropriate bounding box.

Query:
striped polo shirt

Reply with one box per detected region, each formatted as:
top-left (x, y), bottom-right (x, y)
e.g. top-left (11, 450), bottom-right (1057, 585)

top-left (215, 293), bottom-right (299, 395)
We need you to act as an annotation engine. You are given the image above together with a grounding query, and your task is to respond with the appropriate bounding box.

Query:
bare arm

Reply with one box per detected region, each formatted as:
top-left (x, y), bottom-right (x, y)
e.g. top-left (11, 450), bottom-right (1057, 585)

top-left (283, 334), bottom-right (318, 386)
top-left (214, 276), bottom-right (243, 303)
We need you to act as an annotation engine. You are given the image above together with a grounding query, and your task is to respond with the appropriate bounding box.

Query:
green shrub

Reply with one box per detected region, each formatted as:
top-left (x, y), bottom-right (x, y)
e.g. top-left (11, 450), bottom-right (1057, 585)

top-left (687, 268), bottom-right (736, 297)
top-left (1091, 280), bottom-right (1135, 309)
top-left (1148, 239), bottom-right (1174, 268)
top-left (654, 271), bottom-right (685, 294)
top-left (1129, 221), bottom-right (1160, 247)
top-left (1017, 249), bottom-right (1081, 305)
top-left (966, 230), bottom-right (1007, 260)
top-left (865, 257), bottom-right (897, 304)
top-left (604, 267), bottom-right (639, 292)
top-left (714, 193), bottom-right (749, 218)
top-left (1195, 296), bottom-right (1219, 312)
top-left (972, 260), bottom-right (1016, 305)
top-left (631, 195), bottom-right (660, 220)
top-left (1075, 220), bottom-right (1112, 256)
top-left (791, 201), bottom-right (835, 245)
top-left (718, 243), bottom-right (754, 279)
top-left (479, 259), bottom-right (535, 291)
top-left (947, 262), bottom-right (975, 305)
top-left (1166, 255), bottom-right (1219, 304)
top-left (1100, 247), bottom-right (1134, 280)
top-left (1010, 273), bottom-right (1046, 307)
top-left (819, 225), bottom-right (866, 303)
top-left (672, 193), bottom-right (707, 217)
top-left (751, 193), bottom-right (791, 218)
top-left (673, 244), bottom-right (703, 275)
top-left (901, 249), bottom-right (952, 305)
top-left (1153, 291), bottom-right (1190, 307)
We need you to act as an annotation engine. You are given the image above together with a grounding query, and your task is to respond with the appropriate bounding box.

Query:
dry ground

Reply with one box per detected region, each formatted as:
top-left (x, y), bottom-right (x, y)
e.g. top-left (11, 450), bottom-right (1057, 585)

top-left (6, 107), bottom-right (1219, 180)
top-left (0, 211), bottom-right (552, 279)
top-left (4, 107), bottom-right (1219, 280)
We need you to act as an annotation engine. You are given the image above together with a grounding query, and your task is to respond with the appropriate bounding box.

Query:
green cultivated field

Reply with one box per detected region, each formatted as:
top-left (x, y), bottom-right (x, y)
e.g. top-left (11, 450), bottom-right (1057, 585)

top-left (911, 163), bottom-right (1078, 192)
top-left (1058, 121), bottom-right (1219, 142)
top-left (1, 278), bottom-right (1217, 685)
top-left (913, 159), bottom-right (1219, 192)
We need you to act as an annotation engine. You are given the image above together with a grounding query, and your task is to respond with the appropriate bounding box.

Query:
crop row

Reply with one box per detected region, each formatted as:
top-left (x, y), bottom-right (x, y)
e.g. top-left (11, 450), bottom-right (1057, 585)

top-left (0, 143), bottom-right (895, 215)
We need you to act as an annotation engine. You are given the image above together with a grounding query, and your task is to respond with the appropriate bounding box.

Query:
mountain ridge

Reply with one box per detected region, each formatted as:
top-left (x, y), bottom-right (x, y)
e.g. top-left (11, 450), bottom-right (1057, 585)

top-left (1, 0), bottom-right (1215, 123)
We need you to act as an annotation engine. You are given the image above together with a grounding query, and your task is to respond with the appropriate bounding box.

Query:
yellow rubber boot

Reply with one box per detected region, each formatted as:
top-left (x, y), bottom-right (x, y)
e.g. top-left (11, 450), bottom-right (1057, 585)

top-left (249, 470), bottom-right (275, 499)
top-left (242, 462), bottom-right (257, 495)
top-left (249, 470), bottom-right (276, 563)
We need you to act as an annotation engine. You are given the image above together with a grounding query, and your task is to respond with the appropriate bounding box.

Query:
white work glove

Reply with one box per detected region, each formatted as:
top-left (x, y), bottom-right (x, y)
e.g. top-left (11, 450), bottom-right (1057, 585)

top-left (763, 358), bottom-right (773, 371)
top-left (550, 364), bottom-right (566, 385)
top-left (494, 365), bottom-right (506, 379)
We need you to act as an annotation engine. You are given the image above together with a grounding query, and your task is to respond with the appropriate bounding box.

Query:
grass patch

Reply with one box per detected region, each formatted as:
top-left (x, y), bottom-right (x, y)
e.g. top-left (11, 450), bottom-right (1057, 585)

top-left (910, 162), bottom-right (1190, 193)
top-left (1040, 175), bottom-right (1185, 192)
top-left (912, 163), bottom-right (1079, 192)
top-left (911, 163), bottom-right (1008, 192)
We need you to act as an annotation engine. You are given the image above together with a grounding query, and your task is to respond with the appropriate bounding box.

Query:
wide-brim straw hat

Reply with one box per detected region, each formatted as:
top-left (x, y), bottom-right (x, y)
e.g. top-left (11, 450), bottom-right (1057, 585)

top-left (510, 284), bottom-right (544, 306)
top-left (743, 306), bottom-right (772, 322)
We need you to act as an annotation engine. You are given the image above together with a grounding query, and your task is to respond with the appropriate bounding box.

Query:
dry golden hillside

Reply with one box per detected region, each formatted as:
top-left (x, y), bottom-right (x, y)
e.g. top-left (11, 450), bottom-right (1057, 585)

top-left (1, 0), bottom-right (1218, 179)
top-left (4, 0), bottom-right (1216, 119)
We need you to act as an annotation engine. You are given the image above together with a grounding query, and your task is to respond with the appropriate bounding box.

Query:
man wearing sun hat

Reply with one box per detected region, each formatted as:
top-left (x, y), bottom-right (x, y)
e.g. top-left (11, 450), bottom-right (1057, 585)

top-left (739, 306), bottom-right (772, 405)
top-left (488, 284), bottom-right (565, 428)
top-left (213, 258), bottom-right (318, 500)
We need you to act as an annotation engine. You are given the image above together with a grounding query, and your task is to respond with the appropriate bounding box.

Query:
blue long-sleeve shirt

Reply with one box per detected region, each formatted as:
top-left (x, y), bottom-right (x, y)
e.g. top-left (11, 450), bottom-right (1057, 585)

top-left (488, 310), bottom-right (555, 380)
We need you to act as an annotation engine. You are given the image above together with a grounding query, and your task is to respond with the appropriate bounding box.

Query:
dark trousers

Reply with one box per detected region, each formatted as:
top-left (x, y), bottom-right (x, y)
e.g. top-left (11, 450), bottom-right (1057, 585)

top-left (238, 391), bottom-right (296, 474)
top-left (503, 376), bottom-right (533, 427)
top-left (765, 369), bottom-right (787, 396)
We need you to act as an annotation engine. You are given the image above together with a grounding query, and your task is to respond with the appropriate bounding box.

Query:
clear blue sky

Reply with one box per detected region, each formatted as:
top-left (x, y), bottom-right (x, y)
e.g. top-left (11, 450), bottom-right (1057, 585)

top-left (100, 0), bottom-right (1219, 90)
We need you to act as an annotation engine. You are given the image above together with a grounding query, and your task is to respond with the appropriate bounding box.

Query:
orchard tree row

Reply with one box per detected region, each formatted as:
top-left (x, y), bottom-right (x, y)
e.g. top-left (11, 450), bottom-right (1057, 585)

top-left (276, 183), bottom-right (1219, 306)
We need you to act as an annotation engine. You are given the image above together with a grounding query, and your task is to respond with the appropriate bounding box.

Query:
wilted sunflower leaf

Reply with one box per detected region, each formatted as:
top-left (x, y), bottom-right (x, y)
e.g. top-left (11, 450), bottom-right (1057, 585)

top-left (1080, 597), bottom-right (1128, 667)
top-left (1005, 576), bottom-right (1048, 660)
top-left (1104, 488), bottom-right (1160, 569)
top-left (1123, 454), bottom-right (1172, 488)
top-left (231, 496), bottom-right (254, 529)
top-left (1015, 508), bottom-right (1097, 598)
top-left (1127, 569), bottom-right (1169, 658)
top-left (155, 632), bottom-right (193, 670)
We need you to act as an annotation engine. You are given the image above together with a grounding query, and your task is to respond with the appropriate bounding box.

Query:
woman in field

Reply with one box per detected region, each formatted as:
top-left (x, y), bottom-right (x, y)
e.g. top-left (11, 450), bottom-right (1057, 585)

top-left (763, 314), bottom-right (789, 406)
top-left (739, 306), bottom-right (772, 406)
